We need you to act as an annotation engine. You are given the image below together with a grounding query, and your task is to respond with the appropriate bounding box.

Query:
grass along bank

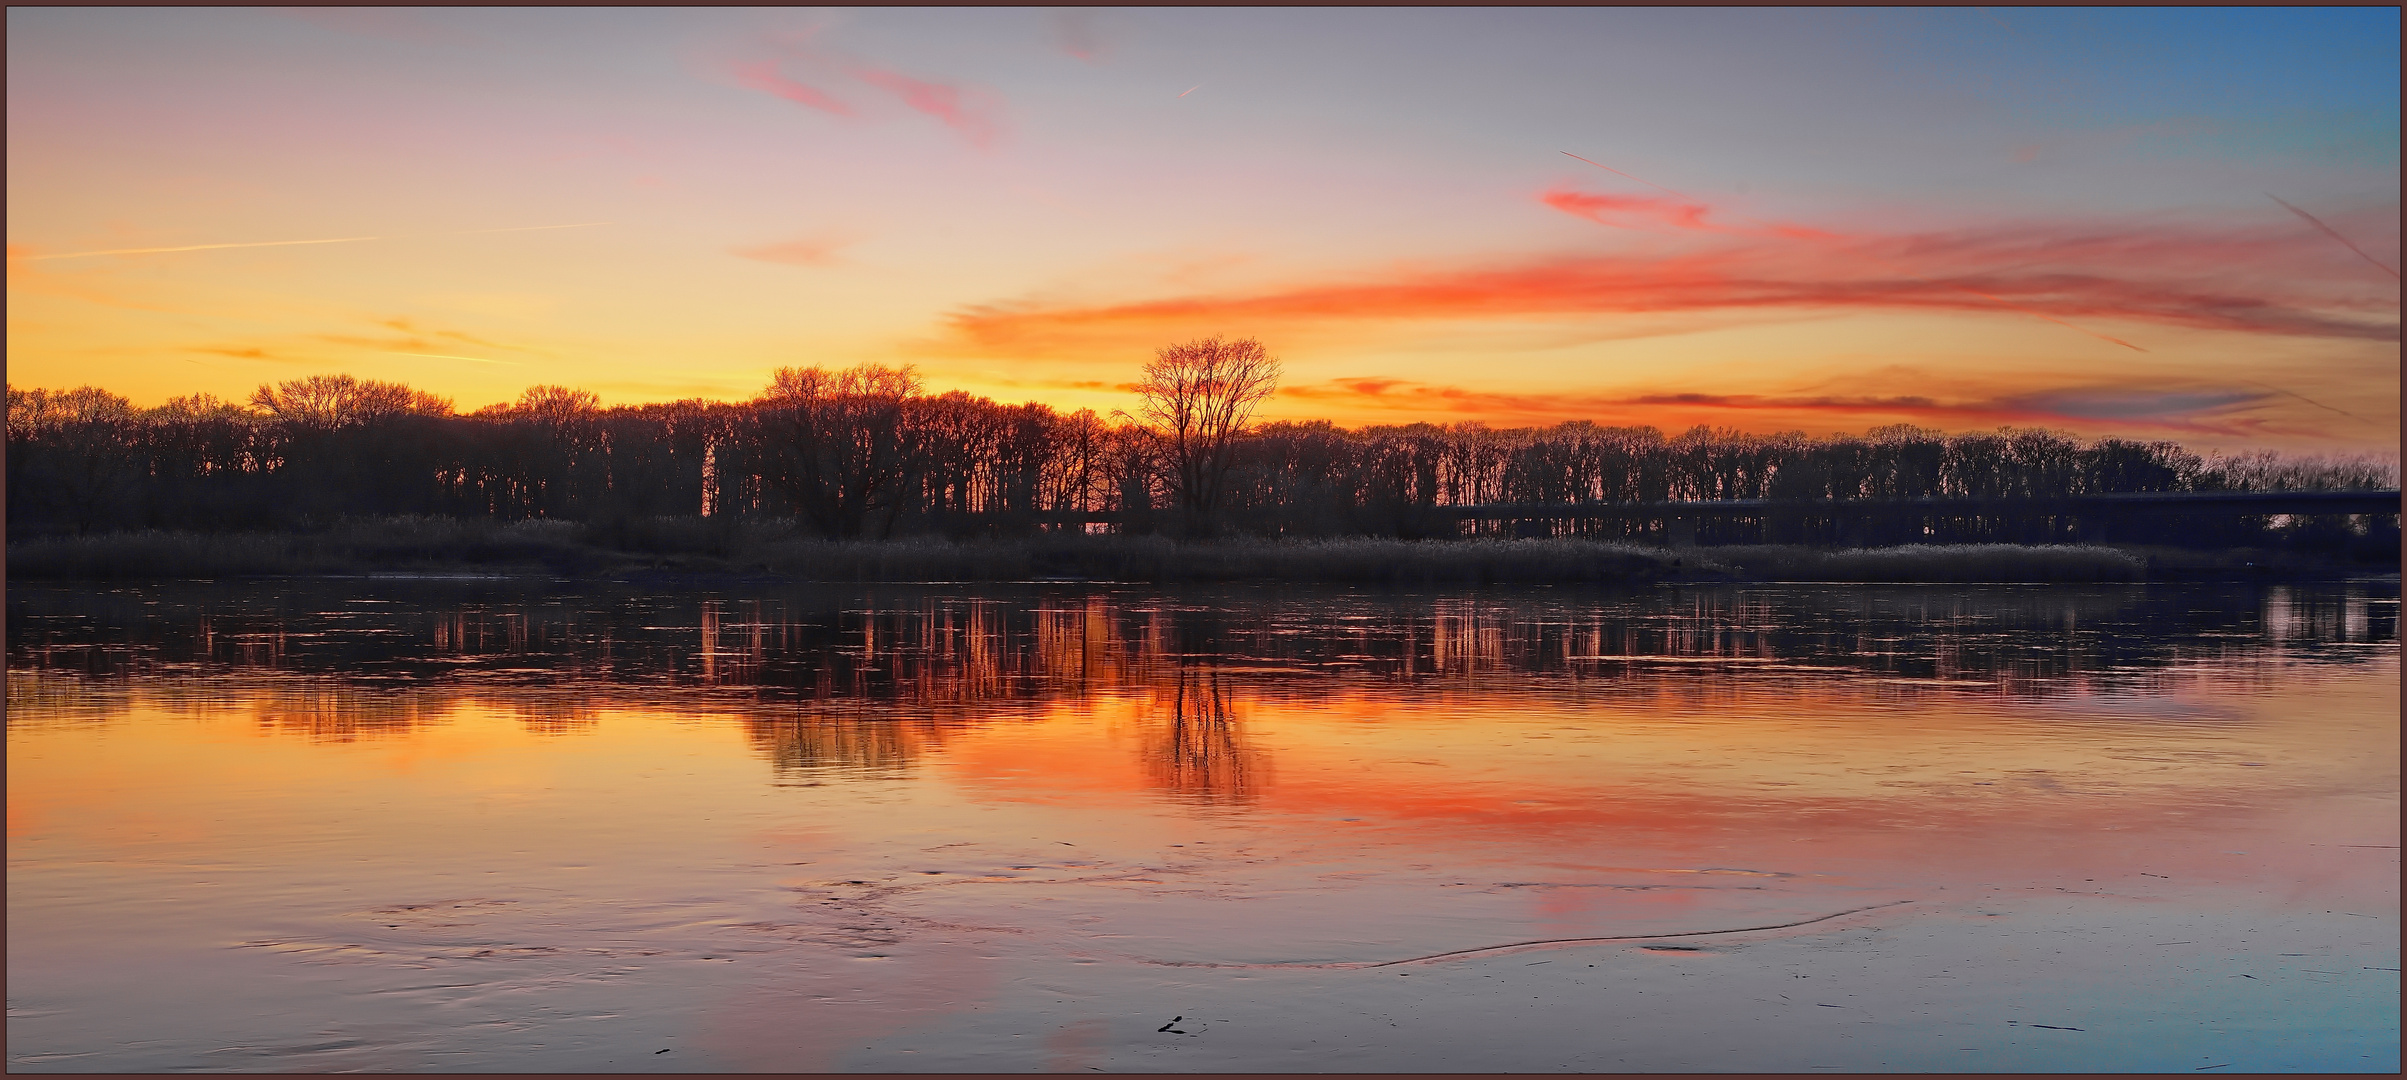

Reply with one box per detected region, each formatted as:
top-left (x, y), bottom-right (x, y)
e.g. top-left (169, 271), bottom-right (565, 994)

top-left (9, 517), bottom-right (2365, 584)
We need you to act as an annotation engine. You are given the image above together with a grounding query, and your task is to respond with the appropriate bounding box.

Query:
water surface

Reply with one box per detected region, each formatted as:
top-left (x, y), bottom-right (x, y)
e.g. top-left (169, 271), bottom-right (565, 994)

top-left (8, 580), bottom-right (2398, 1071)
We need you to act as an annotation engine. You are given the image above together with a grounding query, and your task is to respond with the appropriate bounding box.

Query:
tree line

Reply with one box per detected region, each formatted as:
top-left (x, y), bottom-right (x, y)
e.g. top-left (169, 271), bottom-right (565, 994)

top-left (8, 341), bottom-right (2396, 546)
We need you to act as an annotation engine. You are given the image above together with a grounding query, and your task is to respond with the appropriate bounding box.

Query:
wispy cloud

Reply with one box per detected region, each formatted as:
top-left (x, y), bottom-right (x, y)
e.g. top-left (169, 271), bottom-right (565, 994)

top-left (1541, 187), bottom-right (1833, 240)
top-left (1049, 8), bottom-right (1116, 63)
top-left (25, 236), bottom-right (384, 261)
top-left (1552, 151), bottom-right (2149, 350)
top-left (385, 350), bottom-right (516, 366)
top-left (2267, 193), bottom-right (2400, 280)
top-left (1278, 376), bottom-right (2283, 435)
top-left (305, 314), bottom-right (549, 364)
top-left (1542, 188), bottom-right (1713, 231)
top-left (2000, 388), bottom-right (2264, 421)
top-left (718, 36), bottom-right (1006, 149)
top-left (8, 243), bottom-right (187, 313)
top-left (949, 213), bottom-right (2399, 352)
top-left (187, 344), bottom-right (285, 362)
top-left (728, 59), bottom-right (852, 115)
top-left (851, 66), bottom-right (1003, 150)
top-left (22, 223), bottom-right (610, 262)
top-left (733, 230), bottom-right (864, 268)
top-left (373, 316), bottom-right (544, 355)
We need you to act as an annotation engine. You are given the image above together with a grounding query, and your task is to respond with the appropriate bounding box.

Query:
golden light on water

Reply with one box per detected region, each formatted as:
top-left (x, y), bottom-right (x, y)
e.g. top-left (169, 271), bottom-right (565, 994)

top-left (7, 582), bottom-right (2397, 1070)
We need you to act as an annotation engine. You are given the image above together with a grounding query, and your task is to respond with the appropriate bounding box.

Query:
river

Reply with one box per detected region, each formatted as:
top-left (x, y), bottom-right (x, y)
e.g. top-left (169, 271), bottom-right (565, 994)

top-left (7, 578), bottom-right (2398, 1071)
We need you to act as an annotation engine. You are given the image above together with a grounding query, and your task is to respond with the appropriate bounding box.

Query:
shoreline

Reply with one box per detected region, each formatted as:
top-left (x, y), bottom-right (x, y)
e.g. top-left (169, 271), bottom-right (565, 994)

top-left (7, 524), bottom-right (2393, 585)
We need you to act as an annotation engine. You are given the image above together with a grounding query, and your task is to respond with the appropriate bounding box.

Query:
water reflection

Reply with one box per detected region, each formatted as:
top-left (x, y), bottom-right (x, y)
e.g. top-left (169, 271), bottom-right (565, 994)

top-left (12, 584), bottom-right (2397, 688)
top-left (746, 710), bottom-right (964, 777)
top-left (1144, 668), bottom-right (1266, 803)
top-left (8, 580), bottom-right (2394, 806)
top-left (7, 581), bottom-right (2396, 1073)
top-left (251, 684), bottom-right (453, 742)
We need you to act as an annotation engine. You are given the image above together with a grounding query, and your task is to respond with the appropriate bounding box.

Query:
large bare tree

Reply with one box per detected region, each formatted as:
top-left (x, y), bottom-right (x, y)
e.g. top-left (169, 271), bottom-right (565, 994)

top-left (1132, 336), bottom-right (1281, 533)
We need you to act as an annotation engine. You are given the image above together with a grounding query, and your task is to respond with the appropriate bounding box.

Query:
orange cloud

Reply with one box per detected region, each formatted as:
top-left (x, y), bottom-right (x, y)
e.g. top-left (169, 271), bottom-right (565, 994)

top-left (374, 317), bottom-right (536, 354)
top-left (1325, 376), bottom-right (1408, 396)
top-left (982, 377), bottom-right (1119, 392)
top-left (949, 218), bottom-right (2400, 352)
top-left (1277, 377), bottom-right (2279, 436)
top-left (187, 345), bottom-right (284, 362)
top-left (1542, 188), bottom-right (1715, 231)
top-left (1541, 187), bottom-right (1835, 241)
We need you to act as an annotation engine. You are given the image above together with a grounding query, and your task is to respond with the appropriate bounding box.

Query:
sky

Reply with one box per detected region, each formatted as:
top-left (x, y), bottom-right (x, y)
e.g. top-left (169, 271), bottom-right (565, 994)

top-left (6, 7), bottom-right (2398, 452)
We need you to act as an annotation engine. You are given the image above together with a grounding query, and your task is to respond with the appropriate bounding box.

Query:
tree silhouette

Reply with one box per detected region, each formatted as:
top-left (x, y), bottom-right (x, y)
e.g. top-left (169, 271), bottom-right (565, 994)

top-left (6, 386), bottom-right (140, 532)
top-left (755, 363), bottom-right (926, 538)
top-left (1130, 336), bottom-right (1281, 535)
top-left (6, 368), bottom-right (2395, 557)
top-left (249, 374), bottom-right (451, 429)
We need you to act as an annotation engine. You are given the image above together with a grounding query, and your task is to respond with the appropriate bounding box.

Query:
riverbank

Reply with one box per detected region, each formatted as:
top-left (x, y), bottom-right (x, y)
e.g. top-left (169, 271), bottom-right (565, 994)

top-left (10, 518), bottom-right (2391, 584)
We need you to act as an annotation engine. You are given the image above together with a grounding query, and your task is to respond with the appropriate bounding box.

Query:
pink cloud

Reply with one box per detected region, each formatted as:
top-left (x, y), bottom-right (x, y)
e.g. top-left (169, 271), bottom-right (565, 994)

top-left (1542, 188), bottom-right (1715, 231)
top-left (1050, 9), bottom-right (1114, 62)
top-left (1542, 186), bottom-right (1835, 241)
top-left (732, 231), bottom-right (863, 268)
top-left (850, 66), bottom-right (1003, 149)
top-left (716, 36), bottom-right (1004, 149)
top-left (728, 59), bottom-right (851, 116)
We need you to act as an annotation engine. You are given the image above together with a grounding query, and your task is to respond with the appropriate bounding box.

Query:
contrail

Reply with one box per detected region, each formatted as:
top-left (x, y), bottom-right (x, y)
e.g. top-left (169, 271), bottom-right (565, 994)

top-left (2241, 379), bottom-right (2376, 426)
top-left (1178, 84), bottom-right (1201, 98)
top-left (25, 236), bottom-right (385, 260)
top-left (1560, 150), bottom-right (2147, 352)
top-left (452, 221), bottom-right (614, 236)
top-left (2266, 193), bottom-right (2399, 280)
top-left (23, 222), bottom-right (613, 262)
top-left (1560, 152), bottom-right (1686, 200)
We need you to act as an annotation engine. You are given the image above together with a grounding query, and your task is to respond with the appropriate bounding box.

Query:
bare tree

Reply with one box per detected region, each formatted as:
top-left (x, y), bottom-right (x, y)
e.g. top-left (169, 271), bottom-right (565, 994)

top-left (6, 385), bottom-right (141, 532)
top-left (249, 374), bottom-right (452, 429)
top-left (511, 385), bottom-right (602, 424)
top-left (755, 363), bottom-right (926, 538)
top-left (1130, 336), bottom-right (1280, 533)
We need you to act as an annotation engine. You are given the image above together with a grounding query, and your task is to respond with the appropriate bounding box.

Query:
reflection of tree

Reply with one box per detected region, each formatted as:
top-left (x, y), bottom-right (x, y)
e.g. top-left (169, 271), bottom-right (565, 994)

top-left (1142, 667), bottom-right (1267, 803)
top-left (744, 711), bottom-right (956, 776)
top-left (249, 685), bottom-right (450, 742)
top-left (512, 695), bottom-right (599, 736)
top-left (10, 583), bottom-right (2399, 755)
top-left (5, 670), bottom-right (132, 726)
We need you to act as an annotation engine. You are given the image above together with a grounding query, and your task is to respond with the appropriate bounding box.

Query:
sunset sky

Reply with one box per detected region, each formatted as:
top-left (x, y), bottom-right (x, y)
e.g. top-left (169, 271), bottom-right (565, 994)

top-left (7, 7), bottom-right (2398, 451)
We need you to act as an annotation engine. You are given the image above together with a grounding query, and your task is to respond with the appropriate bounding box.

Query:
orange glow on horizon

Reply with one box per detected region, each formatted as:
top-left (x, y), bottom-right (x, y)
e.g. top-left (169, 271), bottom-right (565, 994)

top-left (6, 9), bottom-right (2394, 455)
